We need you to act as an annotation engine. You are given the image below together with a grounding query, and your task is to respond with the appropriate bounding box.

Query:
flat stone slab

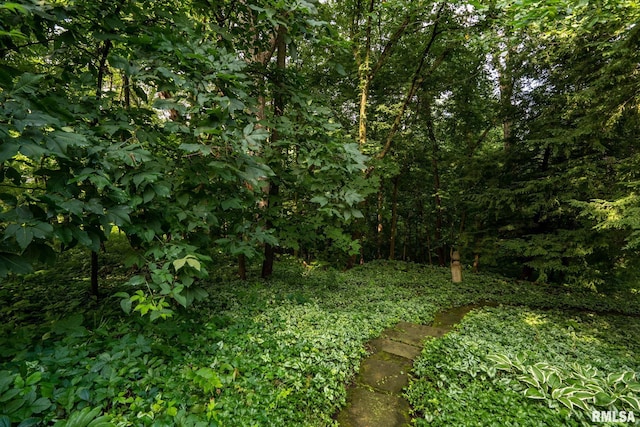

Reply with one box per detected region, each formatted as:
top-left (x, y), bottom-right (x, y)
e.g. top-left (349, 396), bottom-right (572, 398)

top-left (368, 338), bottom-right (421, 360)
top-left (358, 352), bottom-right (412, 393)
top-left (382, 322), bottom-right (450, 346)
top-left (335, 387), bottom-right (411, 427)
top-left (432, 304), bottom-right (482, 327)
top-left (336, 305), bottom-right (494, 426)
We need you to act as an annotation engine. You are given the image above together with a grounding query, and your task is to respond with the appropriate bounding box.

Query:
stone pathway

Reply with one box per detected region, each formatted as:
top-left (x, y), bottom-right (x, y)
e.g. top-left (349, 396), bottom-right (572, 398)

top-left (335, 305), bottom-right (480, 427)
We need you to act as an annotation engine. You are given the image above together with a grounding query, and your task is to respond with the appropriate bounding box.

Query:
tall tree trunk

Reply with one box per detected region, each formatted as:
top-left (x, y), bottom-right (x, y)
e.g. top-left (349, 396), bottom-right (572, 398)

top-left (347, 1), bottom-right (413, 267)
top-left (376, 181), bottom-right (384, 258)
top-left (91, 250), bottom-right (99, 297)
top-left (261, 25), bottom-right (287, 278)
top-left (376, 3), bottom-right (446, 161)
top-left (238, 254), bottom-right (247, 280)
top-left (389, 175), bottom-right (400, 260)
top-left (495, 45), bottom-right (515, 151)
top-left (90, 38), bottom-right (114, 297)
top-left (425, 99), bottom-right (445, 267)
top-left (356, 0), bottom-right (375, 147)
top-left (425, 224), bottom-right (433, 266)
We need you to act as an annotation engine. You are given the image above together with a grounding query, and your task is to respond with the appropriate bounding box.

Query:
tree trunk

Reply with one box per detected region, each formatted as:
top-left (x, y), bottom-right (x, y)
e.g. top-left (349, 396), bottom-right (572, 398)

top-left (356, 0), bottom-right (375, 147)
top-left (495, 45), bottom-right (515, 151)
top-left (376, 181), bottom-right (384, 259)
top-left (91, 250), bottom-right (99, 298)
top-left (425, 224), bottom-right (433, 266)
top-left (425, 99), bottom-right (445, 266)
top-left (376, 3), bottom-right (446, 161)
top-left (89, 38), bottom-right (114, 295)
top-left (238, 254), bottom-right (247, 280)
top-left (389, 175), bottom-right (399, 260)
top-left (261, 25), bottom-right (287, 278)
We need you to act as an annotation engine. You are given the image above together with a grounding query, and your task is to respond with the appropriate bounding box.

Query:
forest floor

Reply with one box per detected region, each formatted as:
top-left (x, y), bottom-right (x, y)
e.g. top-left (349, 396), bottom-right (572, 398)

top-left (1, 238), bottom-right (639, 426)
top-left (336, 305), bottom-right (476, 426)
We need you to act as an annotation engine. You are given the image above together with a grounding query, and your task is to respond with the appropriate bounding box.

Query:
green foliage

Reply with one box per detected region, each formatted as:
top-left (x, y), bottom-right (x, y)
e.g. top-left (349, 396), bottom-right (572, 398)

top-left (1, 254), bottom-right (640, 425)
top-left (408, 306), bottom-right (640, 425)
top-left (53, 407), bottom-right (114, 427)
top-left (116, 242), bottom-right (211, 320)
top-left (488, 354), bottom-right (640, 415)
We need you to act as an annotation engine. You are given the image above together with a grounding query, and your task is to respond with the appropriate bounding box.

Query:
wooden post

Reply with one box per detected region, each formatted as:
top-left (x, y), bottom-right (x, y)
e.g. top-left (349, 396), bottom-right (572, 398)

top-left (451, 250), bottom-right (462, 283)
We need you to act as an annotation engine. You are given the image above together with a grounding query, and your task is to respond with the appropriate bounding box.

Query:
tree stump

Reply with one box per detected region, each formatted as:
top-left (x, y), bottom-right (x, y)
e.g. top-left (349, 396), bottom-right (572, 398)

top-left (451, 250), bottom-right (462, 283)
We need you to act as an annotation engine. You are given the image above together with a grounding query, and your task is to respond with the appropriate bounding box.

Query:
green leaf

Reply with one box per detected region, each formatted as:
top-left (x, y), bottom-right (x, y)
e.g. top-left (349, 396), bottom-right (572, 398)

top-left (568, 396), bottom-right (591, 411)
top-left (15, 226), bottom-right (34, 250)
top-left (523, 387), bottom-right (545, 399)
top-left (29, 397), bottom-right (51, 414)
top-left (0, 416), bottom-right (10, 427)
top-left (18, 419), bottom-right (42, 427)
top-left (547, 372), bottom-right (562, 388)
top-left (120, 297), bottom-right (132, 314)
top-left (173, 257), bottom-right (186, 271)
top-left (173, 292), bottom-right (187, 308)
top-left (12, 73), bottom-right (44, 95)
top-left (221, 198), bottom-right (242, 211)
top-left (557, 396), bottom-right (574, 410)
top-left (0, 141), bottom-right (20, 162)
top-left (529, 365), bottom-right (546, 385)
top-left (310, 196), bottom-right (329, 207)
top-left (4, 396), bottom-right (26, 413)
top-left (59, 407), bottom-right (114, 427)
top-left (594, 392), bottom-right (616, 406)
top-left (619, 395), bottom-right (640, 411)
top-left (50, 130), bottom-right (88, 149)
top-left (0, 388), bottom-right (20, 403)
top-left (626, 382), bottom-right (640, 392)
top-left (105, 206), bottom-right (131, 226)
top-left (108, 55), bottom-right (131, 75)
top-left (0, 372), bottom-right (15, 394)
top-left (487, 353), bottom-right (513, 371)
top-left (0, 253), bottom-right (33, 277)
top-left (25, 372), bottom-right (41, 386)
top-left (185, 258), bottom-right (201, 271)
top-left (0, 3), bottom-right (29, 13)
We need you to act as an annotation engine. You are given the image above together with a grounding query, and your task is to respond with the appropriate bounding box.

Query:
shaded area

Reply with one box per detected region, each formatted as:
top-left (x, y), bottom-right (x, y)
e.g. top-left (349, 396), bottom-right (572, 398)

top-left (335, 305), bottom-right (480, 426)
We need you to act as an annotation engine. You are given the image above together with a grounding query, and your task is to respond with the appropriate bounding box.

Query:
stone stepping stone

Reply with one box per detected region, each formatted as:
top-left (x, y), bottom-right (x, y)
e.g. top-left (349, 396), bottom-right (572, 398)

top-left (432, 305), bottom-right (477, 327)
top-left (368, 338), bottom-right (421, 360)
top-left (357, 352), bottom-right (412, 393)
top-left (381, 322), bottom-right (450, 346)
top-left (335, 387), bottom-right (411, 427)
top-left (335, 305), bottom-right (483, 426)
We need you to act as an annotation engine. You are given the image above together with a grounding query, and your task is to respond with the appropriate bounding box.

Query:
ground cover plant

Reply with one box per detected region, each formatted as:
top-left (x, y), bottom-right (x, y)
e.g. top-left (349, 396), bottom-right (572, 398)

top-left (408, 307), bottom-right (640, 426)
top-left (2, 1), bottom-right (640, 425)
top-left (1, 241), bottom-right (640, 426)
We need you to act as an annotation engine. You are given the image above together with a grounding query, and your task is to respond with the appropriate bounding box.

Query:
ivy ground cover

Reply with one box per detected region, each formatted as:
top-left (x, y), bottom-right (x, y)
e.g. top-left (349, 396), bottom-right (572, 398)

top-left (1, 249), bottom-right (639, 426)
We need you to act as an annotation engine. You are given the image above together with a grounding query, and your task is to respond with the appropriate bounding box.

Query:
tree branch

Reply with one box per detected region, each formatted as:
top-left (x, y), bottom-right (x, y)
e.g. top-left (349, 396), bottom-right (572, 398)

top-left (369, 12), bottom-right (413, 79)
top-left (376, 3), bottom-right (447, 160)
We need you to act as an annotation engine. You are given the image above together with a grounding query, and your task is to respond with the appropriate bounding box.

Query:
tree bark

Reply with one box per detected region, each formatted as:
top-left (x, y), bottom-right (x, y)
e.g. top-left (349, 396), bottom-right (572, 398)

top-left (376, 3), bottom-right (447, 161)
top-left (261, 25), bottom-right (287, 278)
top-left (425, 98), bottom-right (446, 266)
top-left (389, 175), bottom-right (400, 260)
top-left (495, 45), bottom-right (516, 151)
top-left (91, 250), bottom-right (99, 298)
top-left (89, 37), bottom-right (114, 296)
top-left (238, 254), bottom-right (247, 280)
top-left (356, 0), bottom-right (375, 147)
top-left (376, 180), bottom-right (384, 258)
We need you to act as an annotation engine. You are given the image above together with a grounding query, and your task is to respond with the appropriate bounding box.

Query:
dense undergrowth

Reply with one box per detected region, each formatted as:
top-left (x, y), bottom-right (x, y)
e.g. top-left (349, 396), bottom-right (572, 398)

top-left (408, 307), bottom-right (640, 426)
top-left (1, 239), bottom-right (639, 426)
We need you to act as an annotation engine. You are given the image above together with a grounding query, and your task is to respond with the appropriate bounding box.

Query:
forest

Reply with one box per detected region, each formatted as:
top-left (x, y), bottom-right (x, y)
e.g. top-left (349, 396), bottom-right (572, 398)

top-left (1, 0), bottom-right (639, 425)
